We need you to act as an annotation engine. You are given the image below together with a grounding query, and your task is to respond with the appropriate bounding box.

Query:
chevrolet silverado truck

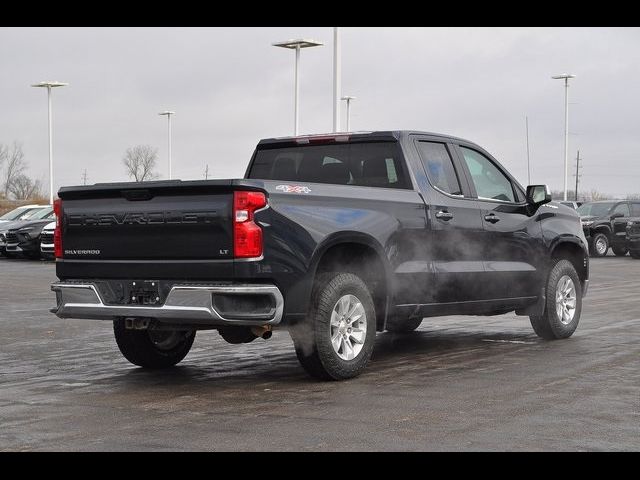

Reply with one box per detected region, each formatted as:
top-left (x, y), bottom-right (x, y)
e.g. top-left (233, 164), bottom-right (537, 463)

top-left (51, 131), bottom-right (589, 380)
top-left (577, 200), bottom-right (640, 257)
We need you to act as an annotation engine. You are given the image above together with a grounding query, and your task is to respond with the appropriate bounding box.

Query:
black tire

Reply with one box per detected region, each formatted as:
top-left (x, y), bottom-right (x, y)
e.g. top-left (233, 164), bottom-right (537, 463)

top-left (590, 232), bottom-right (609, 257)
top-left (385, 315), bottom-right (422, 333)
top-left (530, 259), bottom-right (582, 340)
top-left (611, 245), bottom-right (628, 256)
top-left (630, 250), bottom-right (640, 259)
top-left (290, 272), bottom-right (377, 380)
top-left (113, 319), bottom-right (196, 369)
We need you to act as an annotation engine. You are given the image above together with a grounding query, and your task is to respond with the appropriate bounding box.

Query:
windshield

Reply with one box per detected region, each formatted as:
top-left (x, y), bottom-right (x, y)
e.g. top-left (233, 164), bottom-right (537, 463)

top-left (577, 202), bottom-right (615, 217)
top-left (27, 207), bottom-right (54, 220)
top-left (0, 207), bottom-right (43, 221)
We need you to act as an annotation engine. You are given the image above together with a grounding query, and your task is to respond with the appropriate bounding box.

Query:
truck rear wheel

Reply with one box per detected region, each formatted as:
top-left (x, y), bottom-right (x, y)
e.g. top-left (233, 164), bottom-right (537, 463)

top-left (611, 245), bottom-right (628, 256)
top-left (113, 319), bottom-right (196, 369)
top-left (590, 232), bottom-right (609, 257)
top-left (290, 272), bottom-right (376, 380)
top-left (385, 316), bottom-right (422, 333)
top-left (529, 259), bottom-right (582, 340)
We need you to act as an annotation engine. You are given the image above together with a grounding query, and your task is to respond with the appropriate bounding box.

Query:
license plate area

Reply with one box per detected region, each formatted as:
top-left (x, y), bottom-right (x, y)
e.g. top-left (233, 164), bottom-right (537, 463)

top-left (127, 280), bottom-right (162, 305)
top-left (94, 280), bottom-right (165, 306)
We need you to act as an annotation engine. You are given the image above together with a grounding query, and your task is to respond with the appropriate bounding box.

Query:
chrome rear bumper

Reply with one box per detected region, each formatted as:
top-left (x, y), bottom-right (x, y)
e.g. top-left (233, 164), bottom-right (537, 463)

top-left (51, 282), bottom-right (284, 326)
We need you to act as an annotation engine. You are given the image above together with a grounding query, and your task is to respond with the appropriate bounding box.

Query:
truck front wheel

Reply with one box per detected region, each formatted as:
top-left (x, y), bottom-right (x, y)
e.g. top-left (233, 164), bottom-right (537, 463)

top-left (113, 319), bottom-right (196, 369)
top-left (529, 259), bottom-right (582, 340)
top-left (590, 232), bottom-right (609, 257)
top-left (290, 272), bottom-right (377, 380)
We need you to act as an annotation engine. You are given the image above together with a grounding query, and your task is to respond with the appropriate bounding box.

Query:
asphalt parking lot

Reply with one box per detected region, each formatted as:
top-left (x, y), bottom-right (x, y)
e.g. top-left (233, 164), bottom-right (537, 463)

top-left (0, 255), bottom-right (638, 451)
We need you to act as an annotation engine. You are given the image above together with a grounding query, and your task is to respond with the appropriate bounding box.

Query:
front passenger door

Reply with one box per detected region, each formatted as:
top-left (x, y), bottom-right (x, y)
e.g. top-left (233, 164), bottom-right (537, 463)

top-left (455, 145), bottom-right (543, 300)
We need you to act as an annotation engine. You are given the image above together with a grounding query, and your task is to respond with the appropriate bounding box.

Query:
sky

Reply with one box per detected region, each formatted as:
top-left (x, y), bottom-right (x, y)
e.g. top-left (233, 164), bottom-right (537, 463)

top-left (1, 27), bottom-right (639, 198)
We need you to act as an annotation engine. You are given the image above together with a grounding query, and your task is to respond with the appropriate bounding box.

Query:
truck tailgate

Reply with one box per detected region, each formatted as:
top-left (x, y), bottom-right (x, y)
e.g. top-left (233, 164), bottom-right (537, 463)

top-left (59, 180), bottom-right (234, 262)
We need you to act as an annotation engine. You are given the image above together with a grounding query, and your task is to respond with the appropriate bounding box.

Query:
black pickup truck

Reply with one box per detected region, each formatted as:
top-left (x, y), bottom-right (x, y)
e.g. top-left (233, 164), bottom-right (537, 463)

top-left (51, 131), bottom-right (589, 380)
top-left (577, 200), bottom-right (640, 257)
top-left (626, 218), bottom-right (640, 259)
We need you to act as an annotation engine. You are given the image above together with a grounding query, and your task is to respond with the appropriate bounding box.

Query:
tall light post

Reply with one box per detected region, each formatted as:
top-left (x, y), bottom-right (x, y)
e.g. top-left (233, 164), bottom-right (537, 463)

top-left (31, 81), bottom-right (68, 205)
top-left (158, 111), bottom-right (175, 179)
top-left (552, 73), bottom-right (576, 201)
top-left (341, 96), bottom-right (356, 131)
top-left (273, 39), bottom-right (324, 136)
top-left (333, 27), bottom-right (341, 132)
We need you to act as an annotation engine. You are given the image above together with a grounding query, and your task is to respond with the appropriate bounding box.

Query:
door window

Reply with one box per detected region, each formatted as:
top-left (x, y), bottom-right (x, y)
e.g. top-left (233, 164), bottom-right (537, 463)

top-left (416, 142), bottom-right (463, 195)
top-left (612, 203), bottom-right (630, 216)
top-left (460, 147), bottom-right (516, 203)
top-left (632, 203), bottom-right (640, 216)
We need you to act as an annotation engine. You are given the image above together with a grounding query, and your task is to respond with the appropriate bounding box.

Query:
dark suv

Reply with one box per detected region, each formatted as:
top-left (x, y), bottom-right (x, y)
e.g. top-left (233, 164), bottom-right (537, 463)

top-left (577, 200), bottom-right (640, 257)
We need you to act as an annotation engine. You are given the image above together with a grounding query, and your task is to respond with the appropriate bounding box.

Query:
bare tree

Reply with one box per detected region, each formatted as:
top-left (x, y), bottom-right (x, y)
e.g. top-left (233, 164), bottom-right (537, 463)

top-left (8, 174), bottom-right (44, 200)
top-left (1, 142), bottom-right (27, 198)
top-left (123, 145), bottom-right (158, 182)
top-left (588, 189), bottom-right (611, 201)
top-left (626, 193), bottom-right (640, 200)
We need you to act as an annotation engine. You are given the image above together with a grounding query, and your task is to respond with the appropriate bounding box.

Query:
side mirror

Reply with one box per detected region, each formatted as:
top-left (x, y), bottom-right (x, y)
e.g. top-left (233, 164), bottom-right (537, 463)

top-left (526, 184), bottom-right (552, 206)
top-left (611, 212), bottom-right (624, 219)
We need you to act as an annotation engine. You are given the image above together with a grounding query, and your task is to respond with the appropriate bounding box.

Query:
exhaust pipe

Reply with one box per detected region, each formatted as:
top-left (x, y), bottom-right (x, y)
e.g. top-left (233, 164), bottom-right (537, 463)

top-left (251, 325), bottom-right (273, 339)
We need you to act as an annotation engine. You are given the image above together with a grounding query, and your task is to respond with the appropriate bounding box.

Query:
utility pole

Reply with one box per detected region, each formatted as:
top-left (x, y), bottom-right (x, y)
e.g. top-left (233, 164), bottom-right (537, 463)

top-left (574, 150), bottom-right (582, 201)
top-left (82, 169), bottom-right (88, 185)
top-left (204, 164), bottom-right (209, 180)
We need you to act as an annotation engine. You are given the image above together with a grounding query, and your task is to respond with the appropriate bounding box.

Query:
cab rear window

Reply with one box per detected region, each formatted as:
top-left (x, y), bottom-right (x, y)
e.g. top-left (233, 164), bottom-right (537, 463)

top-left (248, 142), bottom-right (410, 189)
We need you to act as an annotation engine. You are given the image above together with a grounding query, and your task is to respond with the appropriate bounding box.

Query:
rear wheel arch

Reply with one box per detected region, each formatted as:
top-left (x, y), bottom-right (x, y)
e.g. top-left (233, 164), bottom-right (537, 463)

top-left (310, 235), bottom-right (391, 331)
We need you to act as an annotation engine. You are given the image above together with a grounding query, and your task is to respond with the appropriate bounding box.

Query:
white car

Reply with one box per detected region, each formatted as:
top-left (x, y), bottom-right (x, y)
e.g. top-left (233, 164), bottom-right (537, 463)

top-left (40, 221), bottom-right (56, 259)
top-left (0, 204), bottom-right (48, 224)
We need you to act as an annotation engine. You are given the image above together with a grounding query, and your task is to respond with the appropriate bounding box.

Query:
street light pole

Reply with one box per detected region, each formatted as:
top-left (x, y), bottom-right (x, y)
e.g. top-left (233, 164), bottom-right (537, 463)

top-left (158, 111), bottom-right (175, 179)
top-left (341, 96), bottom-right (356, 131)
top-left (333, 27), bottom-right (341, 133)
top-left (552, 74), bottom-right (576, 201)
top-left (31, 81), bottom-right (68, 206)
top-left (273, 39), bottom-right (324, 136)
top-left (525, 116), bottom-right (531, 185)
top-left (294, 45), bottom-right (300, 135)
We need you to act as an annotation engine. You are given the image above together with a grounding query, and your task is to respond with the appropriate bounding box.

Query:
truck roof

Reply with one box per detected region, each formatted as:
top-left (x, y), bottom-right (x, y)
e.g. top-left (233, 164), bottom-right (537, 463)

top-left (257, 130), bottom-right (475, 147)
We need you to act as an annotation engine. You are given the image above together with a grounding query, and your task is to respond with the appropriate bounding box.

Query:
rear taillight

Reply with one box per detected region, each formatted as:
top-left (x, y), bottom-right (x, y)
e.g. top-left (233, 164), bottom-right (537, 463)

top-left (53, 199), bottom-right (63, 259)
top-left (233, 191), bottom-right (267, 258)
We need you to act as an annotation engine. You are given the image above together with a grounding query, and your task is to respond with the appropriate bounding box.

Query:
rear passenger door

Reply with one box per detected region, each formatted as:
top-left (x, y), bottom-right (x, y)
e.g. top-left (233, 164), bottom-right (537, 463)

top-left (453, 144), bottom-right (542, 300)
top-left (413, 138), bottom-right (487, 302)
top-left (611, 202), bottom-right (631, 247)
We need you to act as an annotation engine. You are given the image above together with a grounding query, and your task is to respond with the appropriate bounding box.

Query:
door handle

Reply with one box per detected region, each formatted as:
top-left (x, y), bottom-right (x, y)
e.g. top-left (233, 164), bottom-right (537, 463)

top-left (435, 210), bottom-right (454, 221)
top-left (484, 214), bottom-right (500, 223)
